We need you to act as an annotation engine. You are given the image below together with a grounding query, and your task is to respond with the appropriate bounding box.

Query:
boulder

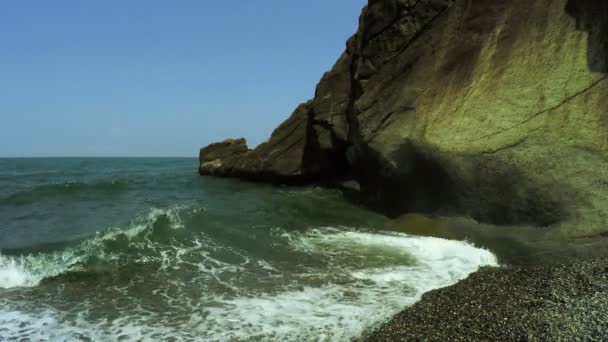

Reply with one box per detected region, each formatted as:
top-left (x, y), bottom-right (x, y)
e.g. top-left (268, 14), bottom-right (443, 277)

top-left (198, 138), bottom-right (248, 176)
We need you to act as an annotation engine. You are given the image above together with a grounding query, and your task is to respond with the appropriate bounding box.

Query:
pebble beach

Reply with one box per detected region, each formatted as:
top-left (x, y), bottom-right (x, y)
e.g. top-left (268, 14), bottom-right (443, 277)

top-left (366, 258), bottom-right (608, 341)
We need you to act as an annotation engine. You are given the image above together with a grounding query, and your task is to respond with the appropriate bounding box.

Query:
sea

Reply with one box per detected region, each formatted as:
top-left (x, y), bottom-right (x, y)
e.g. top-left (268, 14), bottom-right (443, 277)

top-left (0, 158), bottom-right (497, 341)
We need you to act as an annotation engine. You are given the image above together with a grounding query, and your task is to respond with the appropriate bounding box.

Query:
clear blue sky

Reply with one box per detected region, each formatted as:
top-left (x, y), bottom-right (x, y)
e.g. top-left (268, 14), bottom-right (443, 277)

top-left (0, 0), bottom-right (366, 157)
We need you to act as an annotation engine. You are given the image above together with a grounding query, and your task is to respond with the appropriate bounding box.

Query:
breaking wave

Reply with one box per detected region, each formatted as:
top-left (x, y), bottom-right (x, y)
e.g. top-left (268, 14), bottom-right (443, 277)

top-left (0, 207), bottom-right (189, 289)
top-left (0, 221), bottom-right (498, 340)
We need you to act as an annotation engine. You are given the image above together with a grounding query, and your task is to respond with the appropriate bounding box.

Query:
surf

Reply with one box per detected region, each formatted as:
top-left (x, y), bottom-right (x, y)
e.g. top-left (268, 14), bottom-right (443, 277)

top-left (0, 219), bottom-right (498, 340)
top-left (0, 207), bottom-right (190, 289)
top-left (0, 160), bottom-right (500, 340)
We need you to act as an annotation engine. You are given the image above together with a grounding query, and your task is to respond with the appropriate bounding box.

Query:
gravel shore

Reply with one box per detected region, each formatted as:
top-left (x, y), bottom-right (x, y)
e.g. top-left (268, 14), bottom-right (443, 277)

top-left (365, 258), bottom-right (608, 341)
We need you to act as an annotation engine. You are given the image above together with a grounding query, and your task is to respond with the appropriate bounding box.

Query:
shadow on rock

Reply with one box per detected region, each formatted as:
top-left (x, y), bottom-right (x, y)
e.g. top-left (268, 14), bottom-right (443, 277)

top-left (344, 140), bottom-right (577, 228)
top-left (565, 0), bottom-right (608, 72)
top-left (343, 140), bottom-right (454, 218)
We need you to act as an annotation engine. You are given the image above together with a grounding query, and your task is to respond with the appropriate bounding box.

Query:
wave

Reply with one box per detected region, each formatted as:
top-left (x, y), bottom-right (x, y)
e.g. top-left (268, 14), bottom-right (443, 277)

top-left (0, 180), bottom-right (129, 206)
top-left (0, 224), bottom-right (498, 340)
top-left (0, 207), bottom-right (190, 289)
top-left (202, 228), bottom-right (499, 341)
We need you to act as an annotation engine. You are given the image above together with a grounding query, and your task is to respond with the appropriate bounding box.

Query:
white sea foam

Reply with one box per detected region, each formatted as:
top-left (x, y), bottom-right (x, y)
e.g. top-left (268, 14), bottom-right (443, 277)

top-left (200, 228), bottom-right (498, 340)
top-left (0, 249), bottom-right (85, 289)
top-left (0, 226), bottom-right (498, 341)
top-left (0, 307), bottom-right (188, 341)
top-left (0, 256), bottom-right (40, 288)
top-left (0, 207), bottom-right (185, 289)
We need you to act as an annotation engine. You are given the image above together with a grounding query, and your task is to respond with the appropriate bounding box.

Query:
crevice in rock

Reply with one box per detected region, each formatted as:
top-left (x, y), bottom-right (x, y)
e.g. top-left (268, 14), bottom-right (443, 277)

top-left (363, 0), bottom-right (428, 43)
top-left (479, 126), bottom-right (545, 155)
top-left (301, 109), bottom-right (351, 182)
top-left (346, 141), bottom-right (457, 218)
top-left (380, 1), bottom-right (455, 65)
top-left (480, 137), bottom-right (528, 155)
top-left (478, 75), bottom-right (608, 141)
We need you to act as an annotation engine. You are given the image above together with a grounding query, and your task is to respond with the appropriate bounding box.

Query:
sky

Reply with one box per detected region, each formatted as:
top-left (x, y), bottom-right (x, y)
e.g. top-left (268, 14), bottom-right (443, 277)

top-left (0, 0), bottom-right (366, 157)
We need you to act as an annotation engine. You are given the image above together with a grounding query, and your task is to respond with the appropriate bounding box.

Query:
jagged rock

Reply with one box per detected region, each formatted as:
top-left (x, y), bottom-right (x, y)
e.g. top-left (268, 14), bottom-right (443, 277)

top-left (200, 0), bottom-right (608, 237)
top-left (198, 138), bottom-right (248, 175)
top-left (345, 0), bottom-right (608, 236)
top-left (199, 102), bottom-right (311, 180)
top-left (236, 102), bottom-right (313, 179)
top-left (199, 101), bottom-right (349, 182)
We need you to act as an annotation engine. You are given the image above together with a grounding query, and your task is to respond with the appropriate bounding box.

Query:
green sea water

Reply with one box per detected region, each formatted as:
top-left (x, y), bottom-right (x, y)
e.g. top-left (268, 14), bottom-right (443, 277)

top-left (0, 158), bottom-right (497, 341)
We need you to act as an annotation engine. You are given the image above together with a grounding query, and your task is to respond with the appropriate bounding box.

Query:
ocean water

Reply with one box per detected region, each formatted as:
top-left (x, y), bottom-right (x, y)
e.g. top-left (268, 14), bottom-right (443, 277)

top-left (0, 158), bottom-right (497, 341)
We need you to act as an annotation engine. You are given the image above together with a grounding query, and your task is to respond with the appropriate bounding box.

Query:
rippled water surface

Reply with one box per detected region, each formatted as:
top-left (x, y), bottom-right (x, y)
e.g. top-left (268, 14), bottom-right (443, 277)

top-left (0, 158), bottom-right (497, 340)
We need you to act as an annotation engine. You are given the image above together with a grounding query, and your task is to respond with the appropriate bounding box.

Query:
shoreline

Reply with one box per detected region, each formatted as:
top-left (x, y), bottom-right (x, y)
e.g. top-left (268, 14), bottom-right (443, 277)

top-left (364, 256), bottom-right (608, 341)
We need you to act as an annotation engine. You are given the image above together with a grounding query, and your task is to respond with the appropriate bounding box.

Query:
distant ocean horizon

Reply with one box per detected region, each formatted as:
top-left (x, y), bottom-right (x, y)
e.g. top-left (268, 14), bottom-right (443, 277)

top-left (0, 158), bottom-right (496, 340)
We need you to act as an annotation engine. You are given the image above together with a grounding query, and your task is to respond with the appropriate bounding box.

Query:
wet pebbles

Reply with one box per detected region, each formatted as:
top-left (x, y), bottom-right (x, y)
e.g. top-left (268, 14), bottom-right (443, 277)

top-left (365, 258), bottom-right (608, 341)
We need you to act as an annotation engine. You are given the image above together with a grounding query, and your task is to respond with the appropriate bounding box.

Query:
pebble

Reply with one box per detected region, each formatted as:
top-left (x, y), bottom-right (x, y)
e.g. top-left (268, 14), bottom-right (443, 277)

top-left (363, 258), bottom-right (608, 341)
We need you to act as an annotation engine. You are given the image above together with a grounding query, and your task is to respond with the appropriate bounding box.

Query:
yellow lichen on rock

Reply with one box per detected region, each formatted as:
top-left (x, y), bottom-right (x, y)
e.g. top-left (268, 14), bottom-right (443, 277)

top-left (202, 159), bottom-right (223, 169)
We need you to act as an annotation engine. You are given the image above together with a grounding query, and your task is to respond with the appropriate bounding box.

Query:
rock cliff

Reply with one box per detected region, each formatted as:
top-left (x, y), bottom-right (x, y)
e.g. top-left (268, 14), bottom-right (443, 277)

top-left (200, 0), bottom-right (608, 237)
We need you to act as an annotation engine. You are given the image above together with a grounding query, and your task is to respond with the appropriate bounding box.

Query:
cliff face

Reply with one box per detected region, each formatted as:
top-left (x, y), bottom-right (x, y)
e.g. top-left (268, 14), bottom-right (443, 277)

top-left (200, 0), bottom-right (608, 237)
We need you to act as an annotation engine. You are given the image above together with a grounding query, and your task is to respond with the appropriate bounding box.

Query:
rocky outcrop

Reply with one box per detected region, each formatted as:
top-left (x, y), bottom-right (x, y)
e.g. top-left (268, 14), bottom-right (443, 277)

top-left (200, 0), bottom-right (608, 237)
top-left (198, 101), bottom-right (349, 182)
top-left (198, 138), bottom-right (249, 176)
